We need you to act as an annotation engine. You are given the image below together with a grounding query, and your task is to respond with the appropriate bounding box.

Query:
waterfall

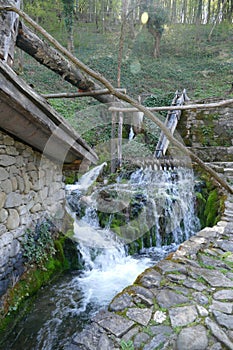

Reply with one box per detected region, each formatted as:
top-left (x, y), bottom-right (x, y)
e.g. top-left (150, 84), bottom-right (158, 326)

top-left (1, 163), bottom-right (200, 350)
top-left (67, 162), bottom-right (200, 251)
top-left (129, 126), bottom-right (135, 140)
top-left (66, 162), bottom-right (107, 193)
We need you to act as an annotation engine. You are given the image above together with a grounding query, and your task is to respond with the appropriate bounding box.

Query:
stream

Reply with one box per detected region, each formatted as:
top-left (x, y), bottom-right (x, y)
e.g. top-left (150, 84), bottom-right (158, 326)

top-left (1, 163), bottom-right (200, 350)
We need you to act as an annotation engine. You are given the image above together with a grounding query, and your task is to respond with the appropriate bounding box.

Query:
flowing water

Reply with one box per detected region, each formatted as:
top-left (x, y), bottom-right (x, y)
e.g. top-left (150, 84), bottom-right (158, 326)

top-left (1, 164), bottom-right (200, 350)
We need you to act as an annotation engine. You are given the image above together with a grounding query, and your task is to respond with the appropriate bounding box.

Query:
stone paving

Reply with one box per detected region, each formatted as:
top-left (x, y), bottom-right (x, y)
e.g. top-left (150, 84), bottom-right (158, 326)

top-left (69, 164), bottom-right (233, 350)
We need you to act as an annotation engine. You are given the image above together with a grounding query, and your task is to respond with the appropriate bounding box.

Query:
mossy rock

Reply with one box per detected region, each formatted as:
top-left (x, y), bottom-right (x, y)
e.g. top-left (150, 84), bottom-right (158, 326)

top-left (204, 189), bottom-right (219, 227)
top-left (0, 233), bottom-right (79, 337)
top-left (195, 191), bottom-right (207, 228)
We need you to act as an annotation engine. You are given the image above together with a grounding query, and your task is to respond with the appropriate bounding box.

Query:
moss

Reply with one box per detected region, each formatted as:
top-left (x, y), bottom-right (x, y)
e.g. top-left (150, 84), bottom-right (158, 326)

top-left (204, 189), bottom-right (219, 227)
top-left (195, 192), bottom-right (207, 228)
top-left (64, 172), bottom-right (77, 184)
top-left (0, 233), bottom-right (78, 337)
top-left (195, 169), bottom-right (225, 228)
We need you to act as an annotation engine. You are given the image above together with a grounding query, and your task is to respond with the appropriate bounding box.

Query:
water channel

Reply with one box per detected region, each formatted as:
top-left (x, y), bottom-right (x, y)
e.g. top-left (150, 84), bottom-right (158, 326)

top-left (1, 163), bottom-right (200, 350)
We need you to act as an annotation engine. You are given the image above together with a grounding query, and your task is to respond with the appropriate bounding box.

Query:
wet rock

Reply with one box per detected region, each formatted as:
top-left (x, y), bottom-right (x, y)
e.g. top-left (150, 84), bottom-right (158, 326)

top-left (135, 268), bottom-right (161, 288)
top-left (98, 333), bottom-right (114, 350)
top-left (150, 324), bottom-right (172, 335)
top-left (134, 332), bottom-right (150, 349)
top-left (166, 273), bottom-right (187, 283)
top-left (96, 314), bottom-right (135, 337)
top-left (216, 240), bottom-right (233, 252)
top-left (128, 285), bottom-right (154, 307)
top-left (213, 310), bottom-right (233, 330)
top-left (210, 300), bottom-right (233, 314)
top-left (205, 317), bottom-right (233, 350)
top-left (109, 292), bottom-right (134, 312)
top-left (72, 323), bottom-right (104, 350)
top-left (156, 289), bottom-right (189, 308)
top-left (176, 325), bottom-right (208, 350)
top-left (126, 307), bottom-right (152, 326)
top-left (143, 326), bottom-right (173, 350)
top-left (196, 268), bottom-right (233, 287)
top-left (122, 326), bottom-right (140, 342)
top-left (156, 260), bottom-right (187, 274)
top-left (183, 278), bottom-right (207, 291)
top-left (199, 254), bottom-right (230, 270)
top-left (169, 305), bottom-right (198, 327)
top-left (170, 285), bottom-right (190, 295)
top-left (213, 289), bottom-right (233, 301)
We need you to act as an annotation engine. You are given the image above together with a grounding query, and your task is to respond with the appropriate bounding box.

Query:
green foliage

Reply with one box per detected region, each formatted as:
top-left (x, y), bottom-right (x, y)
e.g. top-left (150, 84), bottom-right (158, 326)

top-left (204, 189), bottom-right (220, 227)
top-left (147, 5), bottom-right (169, 35)
top-left (62, 0), bottom-right (74, 34)
top-left (22, 220), bottom-right (56, 268)
top-left (120, 340), bottom-right (134, 350)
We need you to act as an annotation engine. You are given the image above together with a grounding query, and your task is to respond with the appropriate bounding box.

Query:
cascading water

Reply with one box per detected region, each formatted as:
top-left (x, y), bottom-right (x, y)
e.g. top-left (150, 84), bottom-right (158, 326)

top-left (1, 163), bottom-right (200, 350)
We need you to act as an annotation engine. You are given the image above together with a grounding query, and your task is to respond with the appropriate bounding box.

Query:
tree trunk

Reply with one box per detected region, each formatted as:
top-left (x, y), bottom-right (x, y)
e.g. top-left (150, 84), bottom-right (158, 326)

top-left (117, 0), bottom-right (129, 88)
top-left (16, 22), bottom-right (114, 104)
top-left (153, 32), bottom-right (161, 58)
top-left (0, 0), bottom-right (20, 66)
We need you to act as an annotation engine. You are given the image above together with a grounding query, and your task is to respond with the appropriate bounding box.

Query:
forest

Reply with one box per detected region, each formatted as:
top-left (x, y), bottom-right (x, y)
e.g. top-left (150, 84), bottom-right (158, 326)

top-left (18, 0), bottom-right (233, 99)
top-left (11, 0), bottom-right (231, 182)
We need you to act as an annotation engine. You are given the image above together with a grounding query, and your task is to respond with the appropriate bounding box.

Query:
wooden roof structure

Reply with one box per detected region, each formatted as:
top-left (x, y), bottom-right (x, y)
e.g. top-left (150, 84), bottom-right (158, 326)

top-left (0, 60), bottom-right (98, 165)
top-left (0, 1), bottom-right (98, 167)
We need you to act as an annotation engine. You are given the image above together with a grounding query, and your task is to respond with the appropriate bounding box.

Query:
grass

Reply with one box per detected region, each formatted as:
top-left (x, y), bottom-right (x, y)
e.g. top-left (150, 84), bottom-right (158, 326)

top-left (13, 20), bottom-right (233, 151)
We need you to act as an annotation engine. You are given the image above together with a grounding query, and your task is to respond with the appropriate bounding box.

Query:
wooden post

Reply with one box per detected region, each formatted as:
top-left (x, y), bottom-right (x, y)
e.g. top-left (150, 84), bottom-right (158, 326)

top-left (118, 111), bottom-right (123, 169)
top-left (111, 111), bottom-right (117, 173)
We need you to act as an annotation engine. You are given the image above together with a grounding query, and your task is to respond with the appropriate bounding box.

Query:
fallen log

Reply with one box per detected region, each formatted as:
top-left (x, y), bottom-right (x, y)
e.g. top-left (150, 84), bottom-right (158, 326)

top-left (16, 21), bottom-right (115, 104)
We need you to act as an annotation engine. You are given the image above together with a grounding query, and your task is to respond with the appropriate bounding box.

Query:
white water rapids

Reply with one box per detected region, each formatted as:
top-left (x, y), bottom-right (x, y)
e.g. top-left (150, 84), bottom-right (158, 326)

top-left (1, 163), bottom-right (200, 350)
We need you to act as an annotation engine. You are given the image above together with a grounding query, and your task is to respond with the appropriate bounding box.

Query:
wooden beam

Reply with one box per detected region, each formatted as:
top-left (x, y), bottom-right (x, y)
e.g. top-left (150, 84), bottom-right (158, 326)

top-left (109, 98), bottom-right (233, 112)
top-left (42, 89), bottom-right (126, 99)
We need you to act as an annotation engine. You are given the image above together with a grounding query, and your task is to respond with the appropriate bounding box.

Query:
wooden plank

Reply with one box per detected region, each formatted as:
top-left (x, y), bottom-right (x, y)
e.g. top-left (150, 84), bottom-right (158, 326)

top-left (0, 60), bottom-right (98, 164)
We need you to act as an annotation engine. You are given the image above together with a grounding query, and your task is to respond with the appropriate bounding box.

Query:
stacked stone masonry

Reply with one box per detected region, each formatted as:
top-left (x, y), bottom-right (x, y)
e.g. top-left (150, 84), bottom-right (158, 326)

top-left (0, 129), bottom-right (65, 299)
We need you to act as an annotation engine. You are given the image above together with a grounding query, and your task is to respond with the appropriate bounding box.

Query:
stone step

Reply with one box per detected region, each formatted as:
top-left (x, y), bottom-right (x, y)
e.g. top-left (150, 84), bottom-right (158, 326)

top-left (224, 168), bottom-right (233, 176)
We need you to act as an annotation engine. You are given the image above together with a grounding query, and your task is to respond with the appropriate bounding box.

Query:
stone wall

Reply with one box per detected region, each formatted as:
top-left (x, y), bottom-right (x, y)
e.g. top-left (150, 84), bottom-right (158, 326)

top-left (0, 129), bottom-right (66, 299)
top-left (178, 100), bottom-right (233, 162)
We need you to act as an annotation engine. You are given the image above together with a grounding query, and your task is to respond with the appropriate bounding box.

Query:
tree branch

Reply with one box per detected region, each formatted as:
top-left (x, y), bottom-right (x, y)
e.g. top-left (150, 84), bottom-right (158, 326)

top-left (42, 89), bottom-right (126, 99)
top-left (1, 4), bottom-right (233, 194)
top-left (109, 99), bottom-right (233, 112)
